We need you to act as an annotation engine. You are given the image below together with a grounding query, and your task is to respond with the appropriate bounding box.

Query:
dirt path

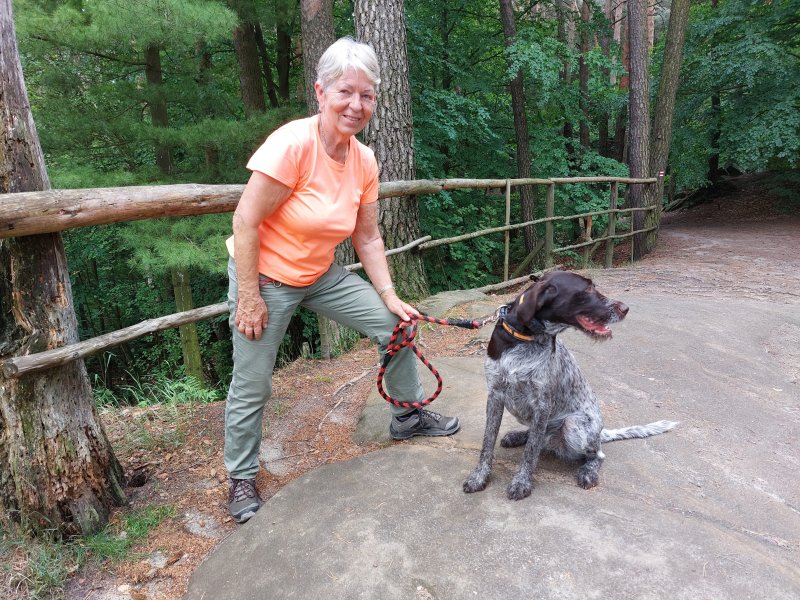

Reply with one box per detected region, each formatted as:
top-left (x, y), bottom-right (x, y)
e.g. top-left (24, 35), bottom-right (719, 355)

top-left (599, 173), bottom-right (800, 303)
top-left (65, 173), bottom-right (799, 600)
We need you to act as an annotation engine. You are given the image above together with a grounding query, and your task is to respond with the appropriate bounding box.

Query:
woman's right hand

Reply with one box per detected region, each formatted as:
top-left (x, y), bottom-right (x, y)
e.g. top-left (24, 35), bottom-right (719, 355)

top-left (235, 293), bottom-right (269, 340)
top-left (232, 171), bottom-right (291, 341)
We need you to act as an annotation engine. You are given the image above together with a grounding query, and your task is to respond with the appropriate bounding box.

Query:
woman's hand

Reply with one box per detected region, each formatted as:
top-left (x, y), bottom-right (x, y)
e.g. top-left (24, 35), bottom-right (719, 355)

top-left (232, 171), bottom-right (291, 341)
top-left (380, 290), bottom-right (419, 326)
top-left (235, 293), bottom-right (269, 340)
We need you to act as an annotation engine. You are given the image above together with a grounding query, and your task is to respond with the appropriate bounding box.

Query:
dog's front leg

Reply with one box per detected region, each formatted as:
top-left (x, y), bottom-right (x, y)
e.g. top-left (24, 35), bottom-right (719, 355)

top-left (463, 391), bottom-right (505, 494)
top-left (506, 414), bottom-right (549, 500)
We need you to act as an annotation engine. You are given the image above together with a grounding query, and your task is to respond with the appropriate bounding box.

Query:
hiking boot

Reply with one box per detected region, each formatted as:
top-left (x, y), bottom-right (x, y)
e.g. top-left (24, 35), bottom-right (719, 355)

top-left (228, 478), bottom-right (262, 524)
top-left (390, 409), bottom-right (460, 440)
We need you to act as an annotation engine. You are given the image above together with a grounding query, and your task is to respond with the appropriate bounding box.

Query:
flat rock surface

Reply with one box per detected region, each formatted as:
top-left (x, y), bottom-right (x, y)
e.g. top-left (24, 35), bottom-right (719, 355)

top-left (187, 294), bottom-right (800, 599)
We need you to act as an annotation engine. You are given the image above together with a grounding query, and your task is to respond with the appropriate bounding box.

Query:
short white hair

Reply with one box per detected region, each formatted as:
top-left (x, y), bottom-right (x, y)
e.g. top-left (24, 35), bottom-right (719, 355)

top-left (316, 37), bottom-right (381, 91)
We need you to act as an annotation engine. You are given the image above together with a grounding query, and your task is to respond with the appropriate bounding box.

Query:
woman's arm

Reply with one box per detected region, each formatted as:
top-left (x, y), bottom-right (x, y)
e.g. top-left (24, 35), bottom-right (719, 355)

top-left (232, 171), bottom-right (292, 340)
top-left (351, 201), bottom-right (419, 323)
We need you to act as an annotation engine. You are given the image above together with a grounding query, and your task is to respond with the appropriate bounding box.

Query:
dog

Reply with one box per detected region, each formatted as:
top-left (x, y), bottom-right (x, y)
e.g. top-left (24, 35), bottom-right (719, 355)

top-left (463, 270), bottom-right (677, 500)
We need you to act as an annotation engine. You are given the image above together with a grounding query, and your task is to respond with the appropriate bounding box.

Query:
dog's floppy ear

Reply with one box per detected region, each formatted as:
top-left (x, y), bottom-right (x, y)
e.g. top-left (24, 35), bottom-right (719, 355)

top-left (515, 279), bottom-right (558, 326)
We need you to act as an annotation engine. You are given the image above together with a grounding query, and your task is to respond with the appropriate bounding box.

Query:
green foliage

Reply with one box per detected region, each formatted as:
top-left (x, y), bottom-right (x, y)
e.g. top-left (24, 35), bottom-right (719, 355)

top-left (11, 0), bottom-right (798, 402)
top-left (765, 170), bottom-right (800, 213)
top-left (95, 373), bottom-right (222, 408)
top-left (0, 504), bottom-right (174, 599)
top-left (670, 0), bottom-right (800, 190)
top-left (0, 522), bottom-right (82, 599)
top-left (82, 505), bottom-right (176, 562)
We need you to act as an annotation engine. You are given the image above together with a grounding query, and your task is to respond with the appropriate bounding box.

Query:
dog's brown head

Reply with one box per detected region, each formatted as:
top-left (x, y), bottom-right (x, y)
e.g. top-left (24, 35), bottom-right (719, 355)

top-left (514, 271), bottom-right (628, 340)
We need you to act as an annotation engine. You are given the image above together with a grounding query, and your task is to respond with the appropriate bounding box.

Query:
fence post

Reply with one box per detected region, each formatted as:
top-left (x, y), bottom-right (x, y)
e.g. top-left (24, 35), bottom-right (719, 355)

top-left (605, 182), bottom-right (618, 268)
top-left (544, 182), bottom-right (555, 267)
top-left (504, 179), bottom-right (511, 281)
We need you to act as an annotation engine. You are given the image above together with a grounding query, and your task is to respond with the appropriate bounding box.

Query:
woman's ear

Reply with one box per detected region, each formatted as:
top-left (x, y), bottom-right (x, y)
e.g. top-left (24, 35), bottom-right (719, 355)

top-left (315, 82), bottom-right (326, 111)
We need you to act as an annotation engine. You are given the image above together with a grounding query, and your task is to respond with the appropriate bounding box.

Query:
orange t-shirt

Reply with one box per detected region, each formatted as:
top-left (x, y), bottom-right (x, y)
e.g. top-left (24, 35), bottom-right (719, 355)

top-left (240, 115), bottom-right (379, 286)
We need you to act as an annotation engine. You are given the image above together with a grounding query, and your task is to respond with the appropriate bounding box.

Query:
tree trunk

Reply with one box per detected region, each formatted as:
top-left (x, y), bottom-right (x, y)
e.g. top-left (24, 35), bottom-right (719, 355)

top-left (0, 1), bottom-right (125, 536)
top-left (254, 25), bottom-right (280, 109)
top-left (707, 0), bottom-right (721, 185)
top-left (499, 0), bottom-right (538, 257)
top-left (196, 38), bottom-right (220, 179)
top-left (708, 93), bottom-right (721, 185)
top-left (438, 5), bottom-right (454, 173)
top-left (300, 0), bottom-right (341, 359)
top-left (648, 0), bottom-right (690, 251)
top-left (232, 21), bottom-right (267, 117)
top-left (650, 0), bottom-right (690, 176)
top-left (578, 0), bottom-right (592, 150)
top-left (144, 45), bottom-right (172, 175)
top-left (355, 0), bottom-right (429, 299)
top-left (171, 268), bottom-right (205, 382)
top-left (300, 0), bottom-right (334, 114)
top-left (627, 0), bottom-right (650, 260)
top-left (276, 25), bottom-right (292, 103)
top-left (613, 6), bottom-right (629, 162)
top-left (557, 0), bottom-right (576, 158)
top-left (597, 0), bottom-right (614, 157)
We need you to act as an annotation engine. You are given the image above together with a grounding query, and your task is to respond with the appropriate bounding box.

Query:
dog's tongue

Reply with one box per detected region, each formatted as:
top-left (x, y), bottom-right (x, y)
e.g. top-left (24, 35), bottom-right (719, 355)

top-left (576, 315), bottom-right (611, 336)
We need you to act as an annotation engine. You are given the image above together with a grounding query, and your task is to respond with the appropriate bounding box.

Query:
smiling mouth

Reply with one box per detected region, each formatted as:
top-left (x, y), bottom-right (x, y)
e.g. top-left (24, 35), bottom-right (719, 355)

top-left (575, 315), bottom-right (612, 338)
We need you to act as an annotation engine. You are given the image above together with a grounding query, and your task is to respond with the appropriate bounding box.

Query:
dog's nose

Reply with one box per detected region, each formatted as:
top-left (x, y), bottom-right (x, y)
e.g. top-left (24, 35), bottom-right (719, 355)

top-left (616, 302), bottom-right (629, 318)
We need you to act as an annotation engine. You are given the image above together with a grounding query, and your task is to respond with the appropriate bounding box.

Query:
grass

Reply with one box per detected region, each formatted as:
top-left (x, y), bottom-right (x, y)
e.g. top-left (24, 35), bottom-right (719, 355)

top-left (94, 374), bottom-right (222, 409)
top-left (82, 505), bottom-right (176, 563)
top-left (0, 504), bottom-right (175, 600)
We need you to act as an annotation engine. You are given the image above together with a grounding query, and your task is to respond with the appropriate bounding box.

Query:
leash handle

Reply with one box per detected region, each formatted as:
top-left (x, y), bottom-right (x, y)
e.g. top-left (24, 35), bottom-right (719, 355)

top-left (376, 313), bottom-right (482, 408)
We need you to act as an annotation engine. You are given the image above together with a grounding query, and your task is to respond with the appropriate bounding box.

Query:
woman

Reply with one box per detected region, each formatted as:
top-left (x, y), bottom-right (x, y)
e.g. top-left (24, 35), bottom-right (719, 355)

top-left (225, 37), bottom-right (460, 524)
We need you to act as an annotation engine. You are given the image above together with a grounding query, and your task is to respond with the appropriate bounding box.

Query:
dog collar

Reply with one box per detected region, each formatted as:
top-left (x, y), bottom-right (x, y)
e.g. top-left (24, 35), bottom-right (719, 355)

top-left (497, 304), bottom-right (541, 342)
top-left (501, 320), bottom-right (536, 341)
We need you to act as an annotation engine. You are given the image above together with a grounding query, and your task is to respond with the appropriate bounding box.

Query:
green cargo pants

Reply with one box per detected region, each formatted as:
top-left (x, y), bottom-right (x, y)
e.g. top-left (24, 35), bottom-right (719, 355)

top-left (224, 257), bottom-right (424, 479)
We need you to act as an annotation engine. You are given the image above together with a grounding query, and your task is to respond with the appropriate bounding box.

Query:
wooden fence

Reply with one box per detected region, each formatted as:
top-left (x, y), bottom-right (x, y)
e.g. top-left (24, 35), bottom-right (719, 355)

top-left (0, 176), bottom-right (659, 378)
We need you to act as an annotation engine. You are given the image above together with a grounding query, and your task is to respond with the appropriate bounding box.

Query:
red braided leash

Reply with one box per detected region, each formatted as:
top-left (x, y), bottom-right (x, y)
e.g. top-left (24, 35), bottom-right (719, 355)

top-left (377, 313), bottom-right (485, 409)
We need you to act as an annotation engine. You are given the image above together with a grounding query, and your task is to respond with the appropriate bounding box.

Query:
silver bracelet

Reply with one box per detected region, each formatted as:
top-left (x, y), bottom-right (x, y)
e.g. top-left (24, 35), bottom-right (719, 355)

top-left (375, 283), bottom-right (395, 296)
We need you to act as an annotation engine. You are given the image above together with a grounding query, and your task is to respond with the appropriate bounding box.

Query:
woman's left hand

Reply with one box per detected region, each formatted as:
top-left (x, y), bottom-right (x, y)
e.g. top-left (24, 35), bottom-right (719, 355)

top-left (381, 290), bottom-right (419, 326)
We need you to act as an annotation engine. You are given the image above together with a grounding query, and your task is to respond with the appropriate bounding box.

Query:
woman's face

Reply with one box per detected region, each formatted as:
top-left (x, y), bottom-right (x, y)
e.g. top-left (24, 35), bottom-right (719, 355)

top-left (315, 69), bottom-right (376, 141)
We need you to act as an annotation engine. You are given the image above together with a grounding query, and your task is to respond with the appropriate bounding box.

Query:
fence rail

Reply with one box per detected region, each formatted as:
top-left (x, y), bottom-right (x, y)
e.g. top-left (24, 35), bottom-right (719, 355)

top-left (0, 176), bottom-right (659, 378)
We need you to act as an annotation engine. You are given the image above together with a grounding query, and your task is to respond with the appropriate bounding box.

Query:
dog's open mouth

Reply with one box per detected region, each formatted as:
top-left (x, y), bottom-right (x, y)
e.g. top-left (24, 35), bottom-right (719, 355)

top-left (576, 315), bottom-right (612, 338)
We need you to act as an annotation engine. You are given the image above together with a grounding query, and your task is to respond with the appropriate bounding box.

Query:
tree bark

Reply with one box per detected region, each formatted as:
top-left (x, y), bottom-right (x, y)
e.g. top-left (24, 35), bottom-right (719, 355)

top-left (707, 0), bottom-right (721, 185)
top-left (0, 0), bottom-right (125, 536)
top-left (300, 0), bottom-right (341, 359)
top-left (145, 44), bottom-right (205, 383)
top-left (499, 0), bottom-right (538, 257)
top-left (578, 0), bottom-right (592, 150)
top-left (275, 23), bottom-right (292, 103)
top-left (254, 25), bottom-right (280, 109)
top-left (355, 0), bottom-right (429, 299)
top-left (649, 0), bottom-right (690, 250)
top-left (171, 268), bottom-right (204, 382)
top-left (557, 0), bottom-right (576, 157)
top-left (650, 0), bottom-right (690, 177)
top-left (613, 5), bottom-right (629, 162)
top-left (232, 21), bottom-right (267, 116)
top-left (196, 38), bottom-right (221, 178)
top-left (598, 0), bottom-right (612, 157)
top-left (300, 0), bottom-right (334, 114)
top-left (627, 0), bottom-right (650, 259)
top-left (144, 45), bottom-right (172, 175)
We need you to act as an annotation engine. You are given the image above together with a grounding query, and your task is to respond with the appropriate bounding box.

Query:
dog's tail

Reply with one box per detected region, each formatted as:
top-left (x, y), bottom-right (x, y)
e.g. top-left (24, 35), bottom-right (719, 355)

top-left (601, 420), bottom-right (678, 443)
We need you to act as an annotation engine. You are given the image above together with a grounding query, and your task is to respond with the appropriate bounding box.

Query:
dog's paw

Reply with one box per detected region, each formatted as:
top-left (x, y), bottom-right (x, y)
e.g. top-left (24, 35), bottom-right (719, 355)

top-left (576, 467), bottom-right (599, 490)
top-left (506, 477), bottom-right (533, 500)
top-left (463, 469), bottom-right (489, 494)
top-left (500, 430), bottom-right (528, 448)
